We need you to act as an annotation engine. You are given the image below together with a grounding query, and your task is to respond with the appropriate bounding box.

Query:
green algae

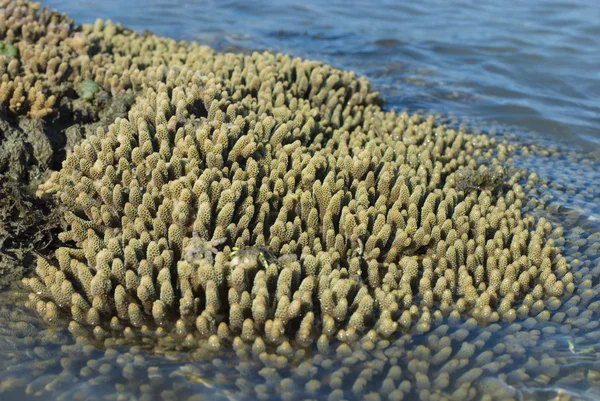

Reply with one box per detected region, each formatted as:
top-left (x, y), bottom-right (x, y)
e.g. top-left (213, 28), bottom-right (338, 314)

top-left (0, 41), bottom-right (18, 59)
top-left (78, 79), bottom-right (100, 101)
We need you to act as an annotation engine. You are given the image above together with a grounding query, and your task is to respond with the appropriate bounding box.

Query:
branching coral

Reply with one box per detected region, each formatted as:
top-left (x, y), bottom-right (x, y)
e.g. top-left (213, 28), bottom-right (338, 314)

top-left (0, 0), bottom-right (136, 187)
top-left (23, 40), bottom-right (570, 351)
top-left (0, 1), bottom-right (592, 401)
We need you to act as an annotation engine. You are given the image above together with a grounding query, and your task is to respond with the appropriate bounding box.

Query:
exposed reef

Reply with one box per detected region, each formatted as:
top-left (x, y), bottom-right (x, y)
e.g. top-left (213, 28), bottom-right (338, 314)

top-left (0, 0), bottom-right (134, 186)
top-left (0, 0), bottom-right (138, 284)
top-left (0, 1), bottom-right (599, 401)
top-left (24, 23), bottom-right (571, 345)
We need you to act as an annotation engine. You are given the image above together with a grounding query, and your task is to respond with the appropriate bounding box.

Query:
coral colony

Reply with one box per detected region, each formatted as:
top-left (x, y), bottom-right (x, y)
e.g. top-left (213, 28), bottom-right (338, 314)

top-left (1, 1), bottom-right (599, 400)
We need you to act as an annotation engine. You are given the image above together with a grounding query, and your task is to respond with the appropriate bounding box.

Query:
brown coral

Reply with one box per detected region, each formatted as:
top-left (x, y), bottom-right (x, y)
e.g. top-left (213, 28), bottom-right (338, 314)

top-left (23, 39), bottom-right (570, 352)
top-left (0, 2), bottom-right (594, 401)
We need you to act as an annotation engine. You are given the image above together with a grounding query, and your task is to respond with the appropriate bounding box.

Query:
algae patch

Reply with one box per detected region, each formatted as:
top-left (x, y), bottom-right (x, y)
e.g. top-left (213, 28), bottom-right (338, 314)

top-left (0, 41), bottom-right (18, 59)
top-left (77, 79), bottom-right (100, 101)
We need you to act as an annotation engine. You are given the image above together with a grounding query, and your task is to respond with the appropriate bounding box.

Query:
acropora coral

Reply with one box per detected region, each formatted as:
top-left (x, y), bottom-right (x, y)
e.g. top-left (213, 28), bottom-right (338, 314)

top-left (0, 0), bottom-right (138, 186)
top-left (23, 7), bottom-right (569, 348)
top-left (1, 1), bottom-right (598, 401)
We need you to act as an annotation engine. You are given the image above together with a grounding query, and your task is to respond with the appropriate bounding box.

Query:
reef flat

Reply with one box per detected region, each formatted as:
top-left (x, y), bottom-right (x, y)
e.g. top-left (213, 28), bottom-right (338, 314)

top-left (1, 1), bottom-right (600, 401)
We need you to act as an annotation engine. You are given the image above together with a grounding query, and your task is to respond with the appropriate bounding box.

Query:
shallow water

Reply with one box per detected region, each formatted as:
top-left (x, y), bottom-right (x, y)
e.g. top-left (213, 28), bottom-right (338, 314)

top-left (1, 1), bottom-right (599, 400)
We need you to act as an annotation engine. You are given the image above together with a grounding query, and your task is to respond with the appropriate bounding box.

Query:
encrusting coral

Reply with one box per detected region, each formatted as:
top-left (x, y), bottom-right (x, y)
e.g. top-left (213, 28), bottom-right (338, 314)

top-left (0, 1), bottom-right (595, 401)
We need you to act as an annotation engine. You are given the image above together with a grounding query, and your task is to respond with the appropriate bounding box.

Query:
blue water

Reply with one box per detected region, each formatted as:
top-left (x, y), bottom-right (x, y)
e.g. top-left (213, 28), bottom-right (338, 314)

top-left (42, 0), bottom-right (600, 149)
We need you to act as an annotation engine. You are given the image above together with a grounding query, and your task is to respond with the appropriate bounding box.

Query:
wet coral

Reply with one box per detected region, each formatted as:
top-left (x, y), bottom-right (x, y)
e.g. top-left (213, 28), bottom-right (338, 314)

top-left (4, 282), bottom-right (600, 401)
top-left (0, 0), bottom-right (137, 186)
top-left (23, 31), bottom-right (569, 353)
top-left (2, 1), bottom-right (599, 401)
